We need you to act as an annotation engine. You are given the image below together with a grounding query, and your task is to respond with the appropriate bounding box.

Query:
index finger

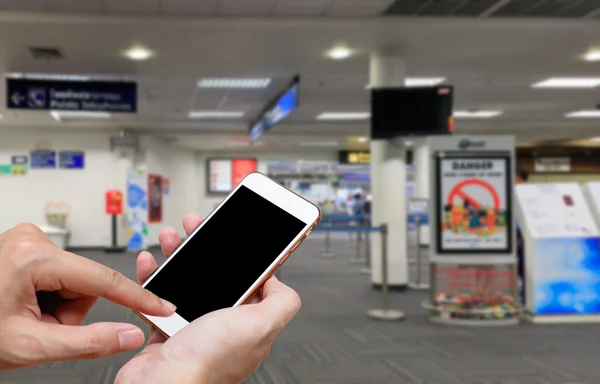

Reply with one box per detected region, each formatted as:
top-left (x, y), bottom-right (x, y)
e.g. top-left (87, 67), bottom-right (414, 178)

top-left (36, 249), bottom-right (175, 317)
top-left (255, 277), bottom-right (301, 330)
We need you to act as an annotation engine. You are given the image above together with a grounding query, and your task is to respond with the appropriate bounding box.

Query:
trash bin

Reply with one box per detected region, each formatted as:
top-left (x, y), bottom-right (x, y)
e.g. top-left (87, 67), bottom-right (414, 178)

top-left (38, 225), bottom-right (70, 250)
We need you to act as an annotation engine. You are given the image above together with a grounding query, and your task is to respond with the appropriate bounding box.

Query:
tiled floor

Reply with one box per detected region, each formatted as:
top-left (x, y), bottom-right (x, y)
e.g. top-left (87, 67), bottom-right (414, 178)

top-left (1, 235), bottom-right (598, 383)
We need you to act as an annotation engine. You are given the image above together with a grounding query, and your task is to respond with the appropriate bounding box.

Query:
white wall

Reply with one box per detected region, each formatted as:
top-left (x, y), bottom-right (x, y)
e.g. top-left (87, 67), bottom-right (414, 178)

top-left (195, 151), bottom-right (338, 217)
top-left (0, 129), bottom-right (197, 247)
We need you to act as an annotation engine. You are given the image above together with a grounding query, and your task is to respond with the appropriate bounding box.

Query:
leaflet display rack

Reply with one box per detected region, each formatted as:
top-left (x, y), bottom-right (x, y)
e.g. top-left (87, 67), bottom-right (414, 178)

top-left (516, 182), bottom-right (600, 323)
top-left (424, 136), bottom-right (519, 326)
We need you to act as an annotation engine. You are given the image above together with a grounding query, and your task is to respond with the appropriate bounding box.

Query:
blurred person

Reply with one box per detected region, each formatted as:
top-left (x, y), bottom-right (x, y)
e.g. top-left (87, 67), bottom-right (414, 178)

top-left (515, 168), bottom-right (529, 305)
top-left (0, 215), bottom-right (301, 384)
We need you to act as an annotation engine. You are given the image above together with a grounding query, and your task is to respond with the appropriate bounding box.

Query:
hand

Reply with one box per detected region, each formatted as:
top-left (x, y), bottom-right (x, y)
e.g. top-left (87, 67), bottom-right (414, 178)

top-left (0, 223), bottom-right (176, 371)
top-left (116, 213), bottom-right (302, 384)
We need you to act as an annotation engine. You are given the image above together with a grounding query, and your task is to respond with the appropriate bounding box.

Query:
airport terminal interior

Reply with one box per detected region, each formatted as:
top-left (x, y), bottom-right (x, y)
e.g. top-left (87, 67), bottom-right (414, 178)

top-left (4, 1), bottom-right (600, 383)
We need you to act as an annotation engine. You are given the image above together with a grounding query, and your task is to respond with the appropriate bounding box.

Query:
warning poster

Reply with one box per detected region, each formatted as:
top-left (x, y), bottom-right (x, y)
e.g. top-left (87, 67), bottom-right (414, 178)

top-left (437, 156), bottom-right (511, 253)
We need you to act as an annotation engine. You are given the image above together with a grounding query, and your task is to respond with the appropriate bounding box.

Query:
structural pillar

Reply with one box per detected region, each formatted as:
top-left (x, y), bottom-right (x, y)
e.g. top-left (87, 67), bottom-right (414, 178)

top-left (369, 50), bottom-right (408, 288)
top-left (413, 141), bottom-right (431, 246)
top-left (413, 141), bottom-right (430, 199)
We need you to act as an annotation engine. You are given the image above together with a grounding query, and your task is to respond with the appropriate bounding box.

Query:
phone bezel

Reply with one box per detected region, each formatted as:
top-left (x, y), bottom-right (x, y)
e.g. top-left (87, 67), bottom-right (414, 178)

top-left (135, 172), bottom-right (321, 337)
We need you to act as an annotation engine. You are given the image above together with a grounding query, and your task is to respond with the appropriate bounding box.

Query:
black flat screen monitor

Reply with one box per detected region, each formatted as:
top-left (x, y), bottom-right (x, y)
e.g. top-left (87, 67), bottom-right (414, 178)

top-left (371, 86), bottom-right (453, 139)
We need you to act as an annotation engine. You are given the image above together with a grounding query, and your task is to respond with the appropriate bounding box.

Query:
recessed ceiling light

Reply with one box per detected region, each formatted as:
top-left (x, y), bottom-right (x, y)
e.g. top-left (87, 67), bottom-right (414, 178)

top-left (327, 46), bottom-right (352, 60)
top-left (532, 77), bottom-right (600, 88)
top-left (125, 46), bottom-right (153, 61)
top-left (188, 111), bottom-right (245, 119)
top-left (50, 111), bottom-right (110, 121)
top-left (453, 110), bottom-right (502, 118)
top-left (316, 112), bottom-right (370, 120)
top-left (197, 78), bottom-right (271, 89)
top-left (298, 141), bottom-right (339, 147)
top-left (405, 141), bottom-right (414, 147)
top-left (583, 50), bottom-right (600, 62)
top-left (565, 110), bottom-right (600, 118)
top-left (357, 136), bottom-right (368, 143)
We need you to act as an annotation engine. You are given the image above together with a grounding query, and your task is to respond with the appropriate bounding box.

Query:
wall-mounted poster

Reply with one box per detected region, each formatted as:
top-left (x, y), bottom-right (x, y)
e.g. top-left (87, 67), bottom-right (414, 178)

top-left (436, 155), bottom-right (512, 254)
top-left (127, 169), bottom-right (148, 251)
top-left (148, 174), bottom-right (163, 223)
top-left (207, 158), bottom-right (257, 193)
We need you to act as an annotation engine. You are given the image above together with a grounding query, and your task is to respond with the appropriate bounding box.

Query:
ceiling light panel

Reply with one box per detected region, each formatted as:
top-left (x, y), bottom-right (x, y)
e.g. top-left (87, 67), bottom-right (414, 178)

top-left (532, 78), bottom-right (600, 88)
top-left (188, 111), bottom-right (245, 118)
top-left (565, 110), bottom-right (600, 118)
top-left (584, 51), bottom-right (600, 62)
top-left (316, 112), bottom-right (370, 120)
top-left (50, 111), bottom-right (110, 121)
top-left (453, 110), bottom-right (502, 118)
top-left (404, 77), bottom-right (446, 87)
top-left (197, 78), bottom-right (271, 89)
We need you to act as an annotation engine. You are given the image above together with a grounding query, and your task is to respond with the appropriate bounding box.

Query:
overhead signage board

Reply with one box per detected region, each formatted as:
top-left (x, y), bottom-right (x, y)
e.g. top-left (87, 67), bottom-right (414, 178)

top-left (516, 183), bottom-right (598, 238)
top-left (435, 155), bottom-right (512, 253)
top-left (338, 150), bottom-right (371, 164)
top-left (6, 79), bottom-right (137, 113)
top-left (534, 157), bottom-right (570, 173)
top-left (249, 78), bottom-right (299, 142)
top-left (59, 151), bottom-right (85, 169)
top-left (30, 150), bottom-right (56, 169)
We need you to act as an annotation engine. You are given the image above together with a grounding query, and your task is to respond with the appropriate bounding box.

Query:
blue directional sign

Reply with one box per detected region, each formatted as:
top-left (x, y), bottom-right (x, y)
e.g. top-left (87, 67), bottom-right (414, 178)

top-left (7, 79), bottom-right (137, 113)
top-left (11, 155), bottom-right (27, 165)
top-left (250, 78), bottom-right (299, 142)
top-left (59, 151), bottom-right (85, 169)
top-left (30, 150), bottom-right (56, 169)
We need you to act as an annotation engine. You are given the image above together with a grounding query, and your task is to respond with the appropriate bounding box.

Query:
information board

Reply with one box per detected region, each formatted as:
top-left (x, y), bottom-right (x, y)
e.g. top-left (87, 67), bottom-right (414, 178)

top-left (435, 155), bottom-right (512, 253)
top-left (517, 183), bottom-right (599, 238)
top-left (30, 150), bottom-right (56, 169)
top-left (7, 79), bottom-right (137, 112)
top-left (207, 158), bottom-right (257, 193)
top-left (59, 151), bottom-right (85, 169)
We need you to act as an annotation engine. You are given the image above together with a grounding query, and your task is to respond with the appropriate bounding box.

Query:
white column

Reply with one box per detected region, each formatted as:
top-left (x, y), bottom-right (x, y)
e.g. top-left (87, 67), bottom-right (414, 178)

top-left (369, 50), bottom-right (408, 287)
top-left (413, 142), bottom-right (430, 199)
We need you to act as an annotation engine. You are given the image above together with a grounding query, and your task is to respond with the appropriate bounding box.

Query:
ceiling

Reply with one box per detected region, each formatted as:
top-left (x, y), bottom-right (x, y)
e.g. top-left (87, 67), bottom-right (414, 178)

top-left (3, 0), bottom-right (600, 19)
top-left (0, 6), bottom-right (599, 151)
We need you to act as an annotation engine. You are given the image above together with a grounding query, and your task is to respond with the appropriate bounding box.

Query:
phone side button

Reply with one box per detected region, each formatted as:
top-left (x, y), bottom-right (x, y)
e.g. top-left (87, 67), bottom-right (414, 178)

top-left (278, 252), bottom-right (291, 265)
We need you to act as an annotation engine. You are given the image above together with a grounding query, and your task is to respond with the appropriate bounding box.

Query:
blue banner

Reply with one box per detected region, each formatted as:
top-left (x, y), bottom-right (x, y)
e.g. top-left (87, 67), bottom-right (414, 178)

top-left (6, 79), bottom-right (137, 112)
top-left (532, 237), bottom-right (600, 315)
top-left (59, 151), bottom-right (85, 169)
top-left (30, 150), bottom-right (56, 169)
top-left (342, 172), bottom-right (370, 182)
top-left (11, 155), bottom-right (27, 165)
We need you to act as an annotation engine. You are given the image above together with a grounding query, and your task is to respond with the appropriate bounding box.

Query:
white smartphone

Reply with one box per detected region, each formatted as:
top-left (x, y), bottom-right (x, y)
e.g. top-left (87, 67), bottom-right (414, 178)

top-left (136, 172), bottom-right (322, 337)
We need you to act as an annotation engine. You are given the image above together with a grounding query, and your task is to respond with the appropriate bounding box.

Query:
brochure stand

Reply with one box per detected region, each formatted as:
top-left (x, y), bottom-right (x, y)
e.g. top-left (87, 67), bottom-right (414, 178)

top-left (517, 182), bottom-right (600, 324)
top-left (423, 136), bottom-right (519, 326)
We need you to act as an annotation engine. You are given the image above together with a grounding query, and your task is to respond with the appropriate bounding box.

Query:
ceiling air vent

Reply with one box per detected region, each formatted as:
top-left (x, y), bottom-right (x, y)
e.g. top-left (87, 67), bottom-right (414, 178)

top-left (28, 46), bottom-right (64, 60)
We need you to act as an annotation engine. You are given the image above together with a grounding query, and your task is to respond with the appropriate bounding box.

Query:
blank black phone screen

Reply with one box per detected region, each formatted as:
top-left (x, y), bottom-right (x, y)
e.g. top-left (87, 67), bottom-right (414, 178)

top-left (145, 185), bottom-right (307, 323)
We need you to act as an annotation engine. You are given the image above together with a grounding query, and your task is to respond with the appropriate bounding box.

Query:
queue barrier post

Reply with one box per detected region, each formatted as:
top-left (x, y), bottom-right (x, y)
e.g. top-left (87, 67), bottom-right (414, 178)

top-left (349, 224), bottom-right (367, 265)
top-left (409, 216), bottom-right (429, 290)
top-left (320, 216), bottom-right (335, 259)
top-left (367, 223), bottom-right (406, 321)
top-left (359, 219), bottom-right (372, 275)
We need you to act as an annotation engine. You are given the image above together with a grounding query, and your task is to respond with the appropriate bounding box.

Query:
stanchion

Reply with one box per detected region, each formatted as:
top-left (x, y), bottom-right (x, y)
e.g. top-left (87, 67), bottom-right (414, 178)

top-left (349, 226), bottom-right (366, 264)
top-left (359, 226), bottom-right (371, 275)
top-left (367, 224), bottom-right (406, 321)
top-left (320, 217), bottom-right (335, 259)
top-left (408, 216), bottom-right (429, 290)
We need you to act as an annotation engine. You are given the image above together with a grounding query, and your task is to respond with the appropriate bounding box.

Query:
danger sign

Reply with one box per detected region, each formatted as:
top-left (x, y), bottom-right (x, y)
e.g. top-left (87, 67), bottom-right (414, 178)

top-left (437, 157), bottom-right (512, 253)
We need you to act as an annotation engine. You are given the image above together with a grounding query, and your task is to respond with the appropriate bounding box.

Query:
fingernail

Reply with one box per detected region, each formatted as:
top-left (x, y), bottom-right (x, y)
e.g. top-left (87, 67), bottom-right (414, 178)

top-left (118, 329), bottom-right (144, 350)
top-left (161, 298), bottom-right (177, 312)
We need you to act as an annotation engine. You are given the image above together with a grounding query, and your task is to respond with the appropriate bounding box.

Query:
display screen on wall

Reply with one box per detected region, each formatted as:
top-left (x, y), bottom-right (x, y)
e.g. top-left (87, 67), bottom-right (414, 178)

top-left (435, 153), bottom-right (512, 254)
top-left (207, 158), bottom-right (257, 193)
top-left (148, 174), bottom-right (163, 223)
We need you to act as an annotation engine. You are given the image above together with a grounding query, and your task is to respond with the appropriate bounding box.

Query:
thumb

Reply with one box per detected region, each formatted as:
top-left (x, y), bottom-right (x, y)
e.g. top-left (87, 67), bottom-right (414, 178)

top-left (26, 321), bottom-right (145, 363)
